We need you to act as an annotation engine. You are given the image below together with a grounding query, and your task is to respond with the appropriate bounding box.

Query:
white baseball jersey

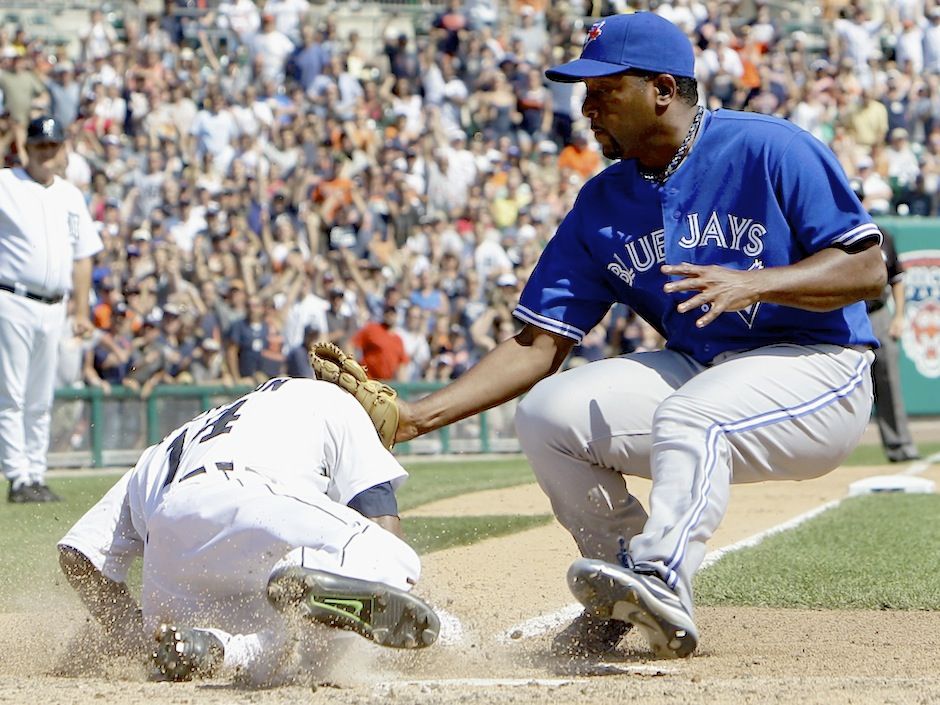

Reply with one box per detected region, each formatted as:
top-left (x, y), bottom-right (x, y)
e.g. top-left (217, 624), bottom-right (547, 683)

top-left (124, 376), bottom-right (409, 534)
top-left (59, 378), bottom-right (420, 684)
top-left (0, 167), bottom-right (101, 296)
top-left (0, 166), bottom-right (102, 488)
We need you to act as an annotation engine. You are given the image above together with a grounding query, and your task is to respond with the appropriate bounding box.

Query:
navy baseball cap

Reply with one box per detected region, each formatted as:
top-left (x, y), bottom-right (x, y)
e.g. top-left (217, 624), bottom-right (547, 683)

top-left (546, 13), bottom-right (695, 83)
top-left (26, 115), bottom-right (65, 144)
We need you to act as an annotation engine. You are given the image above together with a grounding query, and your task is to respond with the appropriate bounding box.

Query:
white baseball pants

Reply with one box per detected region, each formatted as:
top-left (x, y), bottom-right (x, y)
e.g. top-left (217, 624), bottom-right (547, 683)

top-left (0, 293), bottom-right (65, 486)
top-left (60, 469), bottom-right (421, 684)
top-left (515, 343), bottom-right (874, 613)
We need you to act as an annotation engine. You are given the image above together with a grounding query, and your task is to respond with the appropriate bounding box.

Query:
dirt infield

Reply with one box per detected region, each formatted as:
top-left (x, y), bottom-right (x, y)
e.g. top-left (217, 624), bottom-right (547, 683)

top-left (2, 459), bottom-right (939, 705)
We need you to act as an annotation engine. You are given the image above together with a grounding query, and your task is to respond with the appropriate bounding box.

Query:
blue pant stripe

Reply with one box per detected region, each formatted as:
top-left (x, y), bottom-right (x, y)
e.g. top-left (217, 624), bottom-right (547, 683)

top-left (664, 354), bottom-right (870, 574)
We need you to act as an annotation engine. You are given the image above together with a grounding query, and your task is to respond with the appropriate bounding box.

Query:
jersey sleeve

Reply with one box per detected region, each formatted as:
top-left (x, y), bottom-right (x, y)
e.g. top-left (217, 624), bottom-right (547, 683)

top-left (774, 131), bottom-right (881, 254)
top-left (882, 231), bottom-right (903, 284)
top-left (70, 184), bottom-right (104, 260)
top-left (513, 205), bottom-right (616, 343)
top-left (347, 481), bottom-right (399, 517)
top-left (322, 388), bottom-right (408, 505)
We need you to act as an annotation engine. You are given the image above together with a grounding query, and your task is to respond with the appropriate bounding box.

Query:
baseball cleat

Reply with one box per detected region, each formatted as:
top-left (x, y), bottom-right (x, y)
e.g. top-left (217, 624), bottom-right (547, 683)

top-left (151, 624), bottom-right (224, 681)
top-left (551, 609), bottom-right (632, 657)
top-left (266, 566), bottom-right (439, 649)
top-left (567, 558), bottom-right (698, 659)
top-left (8, 482), bottom-right (61, 503)
top-left (7, 482), bottom-right (36, 503)
top-left (32, 482), bottom-right (62, 502)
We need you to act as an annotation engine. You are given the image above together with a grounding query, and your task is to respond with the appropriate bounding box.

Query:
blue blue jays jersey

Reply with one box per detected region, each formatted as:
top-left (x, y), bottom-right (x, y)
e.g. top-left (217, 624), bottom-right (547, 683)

top-left (515, 110), bottom-right (881, 363)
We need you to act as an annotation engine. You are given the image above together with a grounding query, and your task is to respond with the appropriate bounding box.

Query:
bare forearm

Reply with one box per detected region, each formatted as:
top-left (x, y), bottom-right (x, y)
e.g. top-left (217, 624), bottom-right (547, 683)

top-left (370, 514), bottom-right (403, 538)
top-left (753, 246), bottom-right (886, 311)
top-left (891, 281), bottom-right (905, 314)
top-left (71, 257), bottom-right (93, 320)
top-left (58, 547), bottom-right (144, 652)
top-left (402, 326), bottom-right (573, 439)
top-left (664, 244), bottom-right (887, 328)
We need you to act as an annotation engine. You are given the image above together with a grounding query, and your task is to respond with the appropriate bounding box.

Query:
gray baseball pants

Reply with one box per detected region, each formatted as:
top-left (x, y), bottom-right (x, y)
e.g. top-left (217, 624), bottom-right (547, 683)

top-left (515, 343), bottom-right (874, 613)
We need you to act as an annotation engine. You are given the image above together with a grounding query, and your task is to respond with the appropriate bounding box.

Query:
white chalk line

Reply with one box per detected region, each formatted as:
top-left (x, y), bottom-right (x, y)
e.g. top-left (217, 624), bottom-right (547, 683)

top-left (373, 664), bottom-right (676, 694)
top-left (373, 678), bottom-right (574, 693)
top-left (697, 498), bottom-right (842, 571)
top-left (497, 451), bottom-right (939, 643)
top-left (900, 450), bottom-right (940, 476)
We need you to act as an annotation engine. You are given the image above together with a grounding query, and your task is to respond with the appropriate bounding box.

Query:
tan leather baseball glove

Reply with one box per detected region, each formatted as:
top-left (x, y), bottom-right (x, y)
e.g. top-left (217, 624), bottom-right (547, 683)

top-left (309, 342), bottom-right (400, 449)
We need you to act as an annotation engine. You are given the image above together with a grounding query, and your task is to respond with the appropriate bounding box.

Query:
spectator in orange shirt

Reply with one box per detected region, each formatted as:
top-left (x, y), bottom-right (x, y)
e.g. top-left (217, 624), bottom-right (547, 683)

top-left (351, 304), bottom-right (409, 381)
top-left (558, 133), bottom-right (601, 180)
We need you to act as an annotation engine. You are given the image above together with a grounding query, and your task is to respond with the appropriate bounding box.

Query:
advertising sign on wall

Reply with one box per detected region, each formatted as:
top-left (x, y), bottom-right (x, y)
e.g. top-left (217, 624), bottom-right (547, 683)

top-left (899, 251), bottom-right (940, 382)
top-left (878, 217), bottom-right (940, 415)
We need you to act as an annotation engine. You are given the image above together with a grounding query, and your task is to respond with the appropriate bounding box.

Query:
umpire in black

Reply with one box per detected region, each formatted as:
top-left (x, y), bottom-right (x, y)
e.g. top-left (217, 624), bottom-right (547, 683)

top-left (867, 229), bottom-right (920, 462)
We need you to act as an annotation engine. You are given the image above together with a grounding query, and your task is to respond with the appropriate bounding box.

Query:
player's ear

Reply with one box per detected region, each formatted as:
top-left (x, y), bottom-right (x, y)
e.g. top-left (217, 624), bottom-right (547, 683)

top-left (653, 75), bottom-right (677, 102)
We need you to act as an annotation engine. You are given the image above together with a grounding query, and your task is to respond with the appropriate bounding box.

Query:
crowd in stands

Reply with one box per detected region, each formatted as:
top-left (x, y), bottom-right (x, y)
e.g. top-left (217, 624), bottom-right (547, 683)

top-left (0, 0), bottom-right (935, 395)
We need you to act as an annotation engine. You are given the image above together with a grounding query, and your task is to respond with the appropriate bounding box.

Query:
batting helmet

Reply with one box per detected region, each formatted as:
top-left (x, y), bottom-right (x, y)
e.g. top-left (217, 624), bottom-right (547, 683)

top-left (26, 116), bottom-right (65, 145)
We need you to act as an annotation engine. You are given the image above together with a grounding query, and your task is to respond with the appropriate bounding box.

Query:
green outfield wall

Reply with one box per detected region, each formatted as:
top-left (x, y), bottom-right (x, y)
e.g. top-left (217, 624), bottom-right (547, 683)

top-left (876, 217), bottom-right (940, 415)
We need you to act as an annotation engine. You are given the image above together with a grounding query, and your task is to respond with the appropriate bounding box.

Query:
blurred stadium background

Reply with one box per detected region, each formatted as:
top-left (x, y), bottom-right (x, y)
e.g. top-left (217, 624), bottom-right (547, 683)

top-left (2, 0), bottom-right (938, 468)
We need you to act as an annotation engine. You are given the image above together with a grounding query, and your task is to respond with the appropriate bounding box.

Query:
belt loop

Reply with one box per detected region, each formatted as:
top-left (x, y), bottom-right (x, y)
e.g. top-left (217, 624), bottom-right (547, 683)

top-left (13, 283), bottom-right (27, 297)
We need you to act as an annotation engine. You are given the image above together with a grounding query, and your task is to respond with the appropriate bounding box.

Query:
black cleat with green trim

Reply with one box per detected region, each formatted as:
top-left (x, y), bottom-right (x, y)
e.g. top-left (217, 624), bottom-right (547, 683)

top-left (266, 566), bottom-right (440, 649)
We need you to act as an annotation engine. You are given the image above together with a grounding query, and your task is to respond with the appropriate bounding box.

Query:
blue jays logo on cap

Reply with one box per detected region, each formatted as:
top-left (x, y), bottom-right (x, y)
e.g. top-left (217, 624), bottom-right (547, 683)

top-left (584, 20), bottom-right (605, 47)
top-left (546, 12), bottom-right (695, 83)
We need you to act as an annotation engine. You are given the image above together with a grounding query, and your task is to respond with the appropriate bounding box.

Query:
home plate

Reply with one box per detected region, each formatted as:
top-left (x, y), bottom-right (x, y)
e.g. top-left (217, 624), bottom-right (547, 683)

top-left (848, 475), bottom-right (935, 496)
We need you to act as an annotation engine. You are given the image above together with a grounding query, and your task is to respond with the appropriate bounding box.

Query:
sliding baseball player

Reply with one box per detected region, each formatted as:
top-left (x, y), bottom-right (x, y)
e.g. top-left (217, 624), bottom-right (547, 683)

top-left (58, 377), bottom-right (439, 684)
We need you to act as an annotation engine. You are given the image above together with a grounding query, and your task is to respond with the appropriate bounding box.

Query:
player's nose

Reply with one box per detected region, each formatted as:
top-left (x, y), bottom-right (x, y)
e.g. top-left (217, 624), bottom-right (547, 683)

top-left (581, 98), bottom-right (597, 120)
top-left (582, 92), bottom-right (605, 122)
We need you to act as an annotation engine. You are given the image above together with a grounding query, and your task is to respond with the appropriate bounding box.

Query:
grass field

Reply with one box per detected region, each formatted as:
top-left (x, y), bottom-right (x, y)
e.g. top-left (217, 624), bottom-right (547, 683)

top-left (845, 441), bottom-right (940, 466)
top-left (695, 493), bottom-right (940, 609)
top-left (0, 445), bottom-right (935, 611)
top-left (0, 458), bottom-right (543, 606)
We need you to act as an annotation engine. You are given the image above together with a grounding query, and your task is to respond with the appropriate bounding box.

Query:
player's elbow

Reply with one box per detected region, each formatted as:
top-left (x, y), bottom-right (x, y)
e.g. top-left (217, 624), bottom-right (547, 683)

top-left (853, 244), bottom-right (889, 301)
top-left (515, 325), bottom-right (576, 375)
top-left (859, 258), bottom-right (888, 301)
top-left (868, 261), bottom-right (889, 299)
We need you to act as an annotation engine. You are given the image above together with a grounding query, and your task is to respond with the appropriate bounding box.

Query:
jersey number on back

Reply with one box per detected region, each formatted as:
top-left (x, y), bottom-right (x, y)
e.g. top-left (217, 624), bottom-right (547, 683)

top-left (161, 379), bottom-right (289, 488)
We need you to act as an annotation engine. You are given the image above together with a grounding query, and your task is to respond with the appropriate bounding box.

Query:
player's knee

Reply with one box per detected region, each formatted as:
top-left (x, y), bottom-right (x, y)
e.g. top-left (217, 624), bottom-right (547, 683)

top-left (652, 395), bottom-right (715, 438)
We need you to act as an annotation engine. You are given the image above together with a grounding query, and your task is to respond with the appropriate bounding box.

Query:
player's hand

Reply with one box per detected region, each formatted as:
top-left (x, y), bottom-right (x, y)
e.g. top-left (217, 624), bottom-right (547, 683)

top-left (889, 314), bottom-right (904, 340)
top-left (73, 316), bottom-right (95, 337)
top-left (661, 262), bottom-right (761, 328)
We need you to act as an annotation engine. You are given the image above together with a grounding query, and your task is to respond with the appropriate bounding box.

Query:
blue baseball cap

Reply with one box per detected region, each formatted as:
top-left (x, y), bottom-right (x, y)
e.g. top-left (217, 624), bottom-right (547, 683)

top-left (546, 13), bottom-right (695, 83)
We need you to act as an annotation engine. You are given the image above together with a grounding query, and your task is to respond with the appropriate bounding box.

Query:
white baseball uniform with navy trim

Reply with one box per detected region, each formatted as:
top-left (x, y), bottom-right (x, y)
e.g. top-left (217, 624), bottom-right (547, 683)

top-left (60, 378), bottom-right (420, 684)
top-left (513, 110), bottom-right (878, 611)
top-left (0, 168), bottom-right (102, 487)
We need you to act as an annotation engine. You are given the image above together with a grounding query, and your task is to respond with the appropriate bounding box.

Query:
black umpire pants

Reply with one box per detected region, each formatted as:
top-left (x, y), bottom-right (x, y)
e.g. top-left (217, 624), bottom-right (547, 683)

top-left (868, 305), bottom-right (919, 461)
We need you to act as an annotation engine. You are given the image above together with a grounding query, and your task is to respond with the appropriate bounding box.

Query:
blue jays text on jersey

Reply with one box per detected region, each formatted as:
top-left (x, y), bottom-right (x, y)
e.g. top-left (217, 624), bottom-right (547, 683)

top-left (514, 110), bottom-right (882, 363)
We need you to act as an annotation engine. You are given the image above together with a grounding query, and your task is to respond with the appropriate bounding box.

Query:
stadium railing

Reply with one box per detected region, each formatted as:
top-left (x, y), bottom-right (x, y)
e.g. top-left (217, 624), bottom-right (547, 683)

top-left (50, 381), bottom-right (521, 468)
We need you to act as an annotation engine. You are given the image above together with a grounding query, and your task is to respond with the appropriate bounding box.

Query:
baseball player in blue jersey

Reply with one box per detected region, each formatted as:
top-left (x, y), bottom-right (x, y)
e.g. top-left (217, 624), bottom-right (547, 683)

top-left (388, 13), bottom-right (887, 659)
